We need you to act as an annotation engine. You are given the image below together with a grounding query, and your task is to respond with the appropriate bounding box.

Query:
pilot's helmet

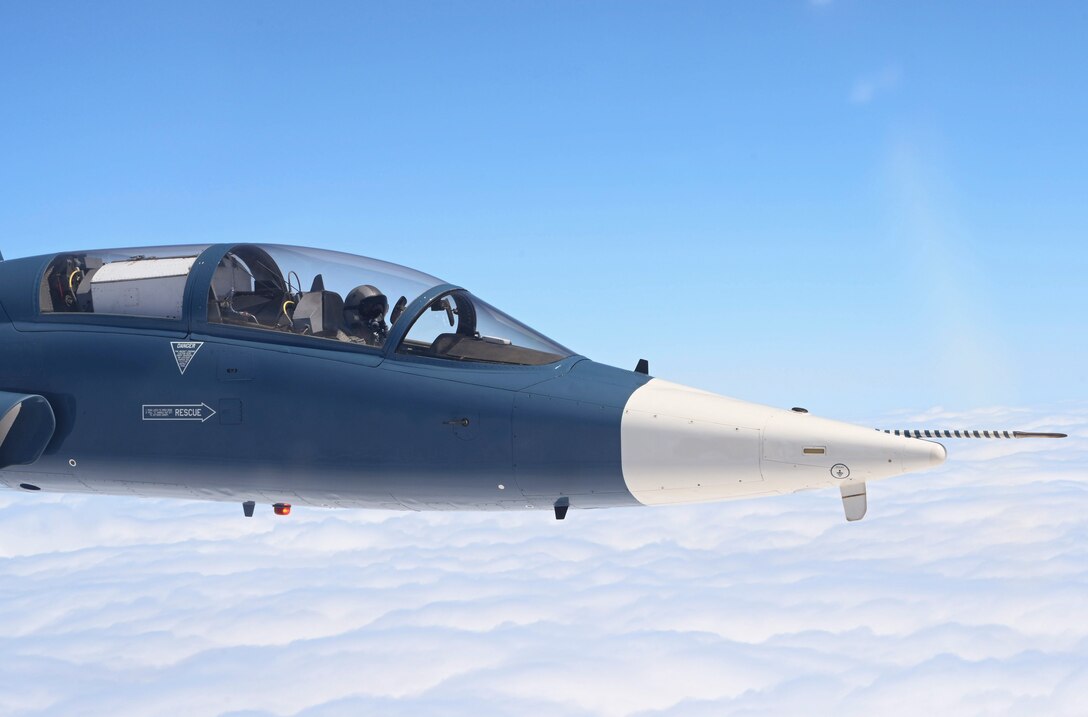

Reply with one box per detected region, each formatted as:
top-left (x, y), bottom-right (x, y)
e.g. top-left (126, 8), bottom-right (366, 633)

top-left (344, 284), bottom-right (388, 324)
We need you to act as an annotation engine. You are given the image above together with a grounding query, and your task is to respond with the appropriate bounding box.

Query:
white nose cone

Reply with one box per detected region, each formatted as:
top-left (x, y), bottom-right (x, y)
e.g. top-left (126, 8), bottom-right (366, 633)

top-left (902, 437), bottom-right (947, 472)
top-left (620, 380), bottom-right (774, 505)
top-left (620, 379), bottom-right (948, 507)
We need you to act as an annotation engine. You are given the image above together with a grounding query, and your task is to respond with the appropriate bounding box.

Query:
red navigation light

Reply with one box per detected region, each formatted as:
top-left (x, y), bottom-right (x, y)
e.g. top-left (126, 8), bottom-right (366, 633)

top-left (273, 503), bottom-right (292, 516)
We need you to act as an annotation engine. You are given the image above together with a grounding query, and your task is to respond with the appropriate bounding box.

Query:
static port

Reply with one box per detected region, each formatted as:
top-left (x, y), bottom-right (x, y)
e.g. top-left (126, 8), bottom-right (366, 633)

top-left (19, 483), bottom-right (41, 491)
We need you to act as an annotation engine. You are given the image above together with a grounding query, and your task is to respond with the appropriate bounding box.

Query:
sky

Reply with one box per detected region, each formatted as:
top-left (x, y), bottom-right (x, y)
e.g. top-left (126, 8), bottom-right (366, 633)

top-left (0, 2), bottom-right (1086, 715)
top-left (1, 0), bottom-right (1085, 414)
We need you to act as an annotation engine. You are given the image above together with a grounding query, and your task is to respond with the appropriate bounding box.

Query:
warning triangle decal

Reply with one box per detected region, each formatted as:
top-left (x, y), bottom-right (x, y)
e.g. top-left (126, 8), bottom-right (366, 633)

top-left (171, 341), bottom-right (204, 375)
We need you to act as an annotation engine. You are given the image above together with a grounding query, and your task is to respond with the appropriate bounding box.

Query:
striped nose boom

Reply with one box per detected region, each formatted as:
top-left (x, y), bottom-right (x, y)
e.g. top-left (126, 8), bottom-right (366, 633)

top-left (881, 429), bottom-right (1067, 439)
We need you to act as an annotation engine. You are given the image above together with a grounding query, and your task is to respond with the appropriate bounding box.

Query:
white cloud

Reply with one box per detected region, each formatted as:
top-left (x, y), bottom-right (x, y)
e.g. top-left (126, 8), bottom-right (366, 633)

top-left (0, 405), bottom-right (1085, 716)
top-left (850, 66), bottom-right (902, 104)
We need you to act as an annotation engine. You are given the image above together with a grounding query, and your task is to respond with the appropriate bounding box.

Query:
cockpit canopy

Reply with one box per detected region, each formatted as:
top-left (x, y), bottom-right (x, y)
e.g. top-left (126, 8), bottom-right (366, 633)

top-left (40, 243), bottom-right (573, 367)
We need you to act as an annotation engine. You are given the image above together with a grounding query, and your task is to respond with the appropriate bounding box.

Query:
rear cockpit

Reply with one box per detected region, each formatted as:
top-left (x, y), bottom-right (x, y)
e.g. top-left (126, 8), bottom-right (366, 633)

top-left (40, 246), bottom-right (206, 320)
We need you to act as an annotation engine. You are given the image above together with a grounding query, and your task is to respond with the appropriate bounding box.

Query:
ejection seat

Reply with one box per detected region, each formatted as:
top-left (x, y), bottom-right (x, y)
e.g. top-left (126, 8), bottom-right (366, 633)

top-left (292, 275), bottom-right (345, 337)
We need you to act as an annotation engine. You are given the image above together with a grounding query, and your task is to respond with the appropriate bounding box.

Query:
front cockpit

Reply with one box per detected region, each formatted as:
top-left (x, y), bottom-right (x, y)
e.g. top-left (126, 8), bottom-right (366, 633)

top-left (205, 244), bottom-right (432, 349)
top-left (38, 243), bottom-right (575, 367)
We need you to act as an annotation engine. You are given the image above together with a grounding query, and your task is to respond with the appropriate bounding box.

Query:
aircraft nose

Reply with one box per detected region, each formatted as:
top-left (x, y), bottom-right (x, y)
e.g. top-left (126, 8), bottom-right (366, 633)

top-left (902, 438), bottom-right (947, 472)
top-left (618, 378), bottom-right (952, 507)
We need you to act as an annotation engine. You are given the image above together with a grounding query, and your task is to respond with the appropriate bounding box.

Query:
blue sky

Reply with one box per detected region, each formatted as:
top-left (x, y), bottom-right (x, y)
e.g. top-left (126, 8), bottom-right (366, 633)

top-left (2, 1), bottom-right (1085, 415)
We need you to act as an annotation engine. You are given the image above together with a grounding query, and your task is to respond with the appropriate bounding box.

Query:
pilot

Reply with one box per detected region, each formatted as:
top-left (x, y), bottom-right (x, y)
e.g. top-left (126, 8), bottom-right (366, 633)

top-left (343, 284), bottom-right (390, 346)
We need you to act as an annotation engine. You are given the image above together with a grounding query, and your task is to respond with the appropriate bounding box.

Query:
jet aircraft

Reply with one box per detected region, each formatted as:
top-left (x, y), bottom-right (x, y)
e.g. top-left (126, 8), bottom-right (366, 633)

top-left (0, 244), bottom-right (1065, 522)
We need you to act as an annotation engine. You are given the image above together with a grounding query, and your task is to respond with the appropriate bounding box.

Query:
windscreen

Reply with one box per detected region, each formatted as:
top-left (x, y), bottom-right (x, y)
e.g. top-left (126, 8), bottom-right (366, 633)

top-left (397, 289), bottom-right (573, 366)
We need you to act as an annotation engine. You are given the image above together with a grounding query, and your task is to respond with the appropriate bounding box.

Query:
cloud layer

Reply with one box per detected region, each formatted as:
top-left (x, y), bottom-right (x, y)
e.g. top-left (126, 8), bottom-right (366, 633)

top-left (1, 405), bottom-right (1085, 716)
